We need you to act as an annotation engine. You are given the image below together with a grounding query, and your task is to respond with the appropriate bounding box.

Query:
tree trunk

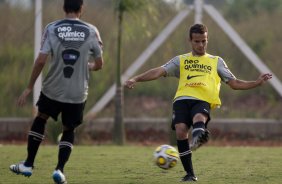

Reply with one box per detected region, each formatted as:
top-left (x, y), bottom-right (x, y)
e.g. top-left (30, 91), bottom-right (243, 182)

top-left (113, 85), bottom-right (125, 145)
top-left (113, 6), bottom-right (126, 145)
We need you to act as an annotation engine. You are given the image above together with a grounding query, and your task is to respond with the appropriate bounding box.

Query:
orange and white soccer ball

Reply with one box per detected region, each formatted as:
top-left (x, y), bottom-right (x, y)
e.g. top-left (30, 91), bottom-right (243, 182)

top-left (153, 144), bottom-right (179, 169)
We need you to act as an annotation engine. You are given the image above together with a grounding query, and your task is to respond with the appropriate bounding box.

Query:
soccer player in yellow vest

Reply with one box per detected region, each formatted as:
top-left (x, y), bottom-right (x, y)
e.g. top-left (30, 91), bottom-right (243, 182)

top-left (125, 23), bottom-right (272, 182)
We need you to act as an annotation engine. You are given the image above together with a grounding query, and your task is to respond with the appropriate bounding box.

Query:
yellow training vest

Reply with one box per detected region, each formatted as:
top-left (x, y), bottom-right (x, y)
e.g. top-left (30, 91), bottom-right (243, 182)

top-left (174, 53), bottom-right (221, 109)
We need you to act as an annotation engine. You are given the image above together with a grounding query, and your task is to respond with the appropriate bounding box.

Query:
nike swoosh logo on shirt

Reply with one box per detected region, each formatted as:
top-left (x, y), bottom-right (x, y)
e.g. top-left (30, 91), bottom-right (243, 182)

top-left (187, 75), bottom-right (203, 80)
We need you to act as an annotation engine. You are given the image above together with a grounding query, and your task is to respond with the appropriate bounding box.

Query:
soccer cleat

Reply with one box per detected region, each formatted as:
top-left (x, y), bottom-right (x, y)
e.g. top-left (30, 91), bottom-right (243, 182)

top-left (201, 129), bottom-right (210, 142)
top-left (52, 169), bottom-right (67, 184)
top-left (9, 162), bottom-right (33, 177)
top-left (181, 173), bottom-right (198, 182)
top-left (190, 129), bottom-right (210, 151)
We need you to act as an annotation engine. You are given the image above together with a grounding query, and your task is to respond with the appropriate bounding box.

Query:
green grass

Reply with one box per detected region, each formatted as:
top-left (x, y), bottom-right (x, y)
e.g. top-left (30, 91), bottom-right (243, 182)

top-left (1, 145), bottom-right (282, 184)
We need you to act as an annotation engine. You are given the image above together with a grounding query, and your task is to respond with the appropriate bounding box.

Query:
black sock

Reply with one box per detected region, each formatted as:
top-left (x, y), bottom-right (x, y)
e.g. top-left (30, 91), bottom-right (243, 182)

top-left (56, 130), bottom-right (74, 172)
top-left (192, 121), bottom-right (205, 136)
top-left (25, 117), bottom-right (46, 167)
top-left (192, 121), bottom-right (205, 129)
top-left (177, 139), bottom-right (194, 176)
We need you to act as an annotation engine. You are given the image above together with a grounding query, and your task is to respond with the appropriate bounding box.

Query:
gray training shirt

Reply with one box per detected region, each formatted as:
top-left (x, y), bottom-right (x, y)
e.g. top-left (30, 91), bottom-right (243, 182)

top-left (40, 18), bottom-right (103, 103)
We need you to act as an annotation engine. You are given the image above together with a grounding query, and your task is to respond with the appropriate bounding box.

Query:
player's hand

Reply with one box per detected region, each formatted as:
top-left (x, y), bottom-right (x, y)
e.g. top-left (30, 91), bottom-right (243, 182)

top-left (124, 79), bottom-right (136, 89)
top-left (256, 73), bottom-right (272, 85)
top-left (17, 88), bottom-right (32, 107)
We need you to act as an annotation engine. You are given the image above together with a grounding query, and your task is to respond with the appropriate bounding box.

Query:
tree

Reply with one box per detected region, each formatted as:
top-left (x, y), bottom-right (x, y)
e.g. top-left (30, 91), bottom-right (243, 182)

top-left (113, 0), bottom-right (148, 145)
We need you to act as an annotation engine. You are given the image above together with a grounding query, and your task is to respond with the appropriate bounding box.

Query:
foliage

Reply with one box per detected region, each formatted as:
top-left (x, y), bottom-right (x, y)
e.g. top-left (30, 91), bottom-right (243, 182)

top-left (0, 0), bottom-right (281, 119)
top-left (115, 0), bottom-right (148, 13)
top-left (224, 0), bottom-right (282, 22)
top-left (114, 0), bottom-right (167, 145)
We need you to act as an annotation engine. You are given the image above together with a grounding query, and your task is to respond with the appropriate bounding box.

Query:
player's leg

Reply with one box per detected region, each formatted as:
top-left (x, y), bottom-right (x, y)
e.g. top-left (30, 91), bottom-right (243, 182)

top-left (172, 100), bottom-right (197, 182)
top-left (10, 92), bottom-right (58, 177)
top-left (53, 126), bottom-right (74, 184)
top-left (9, 113), bottom-right (49, 177)
top-left (9, 114), bottom-right (48, 177)
top-left (53, 101), bottom-right (85, 184)
top-left (190, 101), bottom-right (211, 151)
top-left (25, 113), bottom-right (49, 166)
top-left (55, 126), bottom-right (74, 172)
top-left (175, 123), bottom-right (197, 182)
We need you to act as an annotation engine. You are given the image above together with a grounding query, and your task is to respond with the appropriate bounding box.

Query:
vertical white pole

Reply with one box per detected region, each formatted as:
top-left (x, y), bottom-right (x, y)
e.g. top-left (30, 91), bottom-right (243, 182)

top-left (33, 0), bottom-right (42, 115)
top-left (194, 0), bottom-right (203, 24)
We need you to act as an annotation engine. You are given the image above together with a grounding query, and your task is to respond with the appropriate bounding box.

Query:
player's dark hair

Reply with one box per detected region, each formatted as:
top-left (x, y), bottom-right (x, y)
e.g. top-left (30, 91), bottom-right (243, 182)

top-left (189, 24), bottom-right (208, 40)
top-left (64, 0), bottom-right (83, 14)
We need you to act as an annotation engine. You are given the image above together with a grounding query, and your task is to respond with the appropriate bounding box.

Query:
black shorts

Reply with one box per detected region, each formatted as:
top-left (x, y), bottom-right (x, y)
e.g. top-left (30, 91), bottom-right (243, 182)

top-left (36, 92), bottom-right (86, 129)
top-left (171, 99), bottom-right (211, 130)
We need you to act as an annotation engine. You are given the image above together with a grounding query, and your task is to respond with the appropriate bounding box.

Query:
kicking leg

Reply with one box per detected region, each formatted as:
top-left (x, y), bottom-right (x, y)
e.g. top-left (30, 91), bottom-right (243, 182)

top-left (190, 113), bottom-right (210, 151)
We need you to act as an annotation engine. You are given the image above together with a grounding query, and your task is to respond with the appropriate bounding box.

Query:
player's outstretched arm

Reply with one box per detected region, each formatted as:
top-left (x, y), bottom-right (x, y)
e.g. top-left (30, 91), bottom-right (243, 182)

top-left (227, 73), bottom-right (272, 90)
top-left (124, 67), bottom-right (166, 89)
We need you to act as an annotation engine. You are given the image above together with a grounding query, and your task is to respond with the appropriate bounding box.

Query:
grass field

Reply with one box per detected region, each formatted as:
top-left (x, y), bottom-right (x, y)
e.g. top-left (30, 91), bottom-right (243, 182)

top-left (1, 145), bottom-right (282, 184)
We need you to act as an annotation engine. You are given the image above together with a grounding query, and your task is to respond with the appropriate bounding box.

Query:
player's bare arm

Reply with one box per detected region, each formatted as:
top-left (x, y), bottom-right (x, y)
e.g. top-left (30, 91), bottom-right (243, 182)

top-left (227, 73), bottom-right (272, 90)
top-left (125, 67), bottom-right (166, 89)
top-left (17, 53), bottom-right (48, 107)
top-left (88, 57), bottom-right (104, 71)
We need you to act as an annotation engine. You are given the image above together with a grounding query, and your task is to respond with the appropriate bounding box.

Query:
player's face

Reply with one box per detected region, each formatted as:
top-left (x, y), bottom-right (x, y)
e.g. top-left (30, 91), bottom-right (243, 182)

top-left (190, 32), bottom-right (208, 56)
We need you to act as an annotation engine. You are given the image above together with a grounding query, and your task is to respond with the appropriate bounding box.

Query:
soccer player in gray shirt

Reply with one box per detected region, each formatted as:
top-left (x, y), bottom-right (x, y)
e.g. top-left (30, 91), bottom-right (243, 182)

top-left (10, 0), bottom-right (103, 183)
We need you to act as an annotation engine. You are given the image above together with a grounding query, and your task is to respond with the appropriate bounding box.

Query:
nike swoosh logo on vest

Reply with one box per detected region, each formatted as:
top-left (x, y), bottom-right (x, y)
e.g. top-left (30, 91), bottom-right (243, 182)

top-left (187, 75), bottom-right (203, 80)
